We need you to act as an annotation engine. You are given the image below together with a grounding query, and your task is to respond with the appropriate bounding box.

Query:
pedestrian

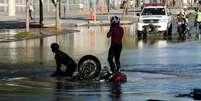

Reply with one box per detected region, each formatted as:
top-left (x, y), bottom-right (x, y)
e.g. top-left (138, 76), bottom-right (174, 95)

top-left (177, 9), bottom-right (189, 38)
top-left (50, 43), bottom-right (77, 77)
top-left (79, 3), bottom-right (84, 15)
top-left (107, 16), bottom-right (124, 74)
top-left (29, 3), bottom-right (34, 20)
top-left (195, 5), bottom-right (201, 37)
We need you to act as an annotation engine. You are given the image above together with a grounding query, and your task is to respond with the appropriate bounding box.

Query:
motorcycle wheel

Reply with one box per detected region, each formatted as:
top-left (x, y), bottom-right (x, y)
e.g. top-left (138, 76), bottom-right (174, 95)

top-left (78, 55), bottom-right (101, 80)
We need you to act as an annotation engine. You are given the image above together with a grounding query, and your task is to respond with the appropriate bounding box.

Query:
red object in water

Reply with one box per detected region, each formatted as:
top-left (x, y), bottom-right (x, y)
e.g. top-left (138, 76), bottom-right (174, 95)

top-left (109, 72), bottom-right (127, 82)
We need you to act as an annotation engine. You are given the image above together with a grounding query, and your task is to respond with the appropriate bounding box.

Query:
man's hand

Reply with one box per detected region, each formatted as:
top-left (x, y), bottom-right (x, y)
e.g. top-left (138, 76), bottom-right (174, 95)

top-left (107, 27), bottom-right (112, 38)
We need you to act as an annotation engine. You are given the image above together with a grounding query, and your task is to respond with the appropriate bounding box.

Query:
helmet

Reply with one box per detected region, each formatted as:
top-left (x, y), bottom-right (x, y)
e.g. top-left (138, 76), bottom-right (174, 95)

top-left (51, 43), bottom-right (59, 51)
top-left (110, 16), bottom-right (120, 24)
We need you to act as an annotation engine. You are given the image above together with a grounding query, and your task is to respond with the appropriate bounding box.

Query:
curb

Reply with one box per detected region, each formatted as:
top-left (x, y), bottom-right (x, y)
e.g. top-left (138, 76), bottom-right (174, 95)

top-left (76, 20), bottom-right (135, 27)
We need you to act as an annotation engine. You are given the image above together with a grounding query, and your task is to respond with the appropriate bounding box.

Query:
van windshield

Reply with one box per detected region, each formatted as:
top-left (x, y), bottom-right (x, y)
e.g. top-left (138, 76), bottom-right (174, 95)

top-left (142, 8), bottom-right (166, 15)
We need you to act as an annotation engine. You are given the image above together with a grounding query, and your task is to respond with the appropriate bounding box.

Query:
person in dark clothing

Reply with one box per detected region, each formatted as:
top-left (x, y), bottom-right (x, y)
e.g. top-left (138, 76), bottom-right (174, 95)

top-left (50, 43), bottom-right (77, 77)
top-left (107, 16), bottom-right (124, 74)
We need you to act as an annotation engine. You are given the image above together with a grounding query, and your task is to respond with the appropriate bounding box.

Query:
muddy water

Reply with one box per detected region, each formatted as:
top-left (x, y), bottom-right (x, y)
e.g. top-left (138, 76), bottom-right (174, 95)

top-left (0, 25), bottom-right (201, 101)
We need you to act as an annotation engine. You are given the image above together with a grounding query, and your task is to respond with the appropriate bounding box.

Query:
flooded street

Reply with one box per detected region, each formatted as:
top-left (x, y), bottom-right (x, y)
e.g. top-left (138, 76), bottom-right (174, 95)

top-left (1, 24), bottom-right (201, 101)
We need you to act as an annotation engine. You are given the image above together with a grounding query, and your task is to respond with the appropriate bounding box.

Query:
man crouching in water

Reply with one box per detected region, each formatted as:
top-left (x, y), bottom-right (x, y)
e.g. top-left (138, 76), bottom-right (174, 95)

top-left (50, 43), bottom-right (77, 77)
top-left (107, 16), bottom-right (124, 74)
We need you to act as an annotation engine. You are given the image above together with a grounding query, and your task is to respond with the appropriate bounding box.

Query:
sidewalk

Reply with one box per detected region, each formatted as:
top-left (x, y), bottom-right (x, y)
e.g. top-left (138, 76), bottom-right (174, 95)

top-left (0, 9), bottom-right (137, 29)
top-left (65, 9), bottom-right (137, 27)
top-left (0, 8), bottom-right (196, 29)
top-left (38, 9), bottom-right (137, 27)
top-left (0, 9), bottom-right (137, 42)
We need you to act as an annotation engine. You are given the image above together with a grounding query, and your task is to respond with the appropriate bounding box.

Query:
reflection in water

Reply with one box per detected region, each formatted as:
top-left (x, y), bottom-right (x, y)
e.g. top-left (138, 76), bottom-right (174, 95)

top-left (0, 29), bottom-right (17, 41)
top-left (137, 39), bottom-right (168, 49)
top-left (53, 81), bottom-right (75, 101)
top-left (73, 27), bottom-right (109, 55)
top-left (53, 81), bottom-right (106, 101)
top-left (109, 82), bottom-right (122, 101)
top-left (138, 40), bottom-right (144, 49)
top-left (9, 42), bottom-right (17, 64)
top-left (0, 25), bottom-right (188, 65)
top-left (52, 80), bottom-right (124, 101)
top-left (39, 38), bottom-right (44, 64)
top-left (1, 25), bottom-right (201, 101)
top-left (157, 40), bottom-right (167, 48)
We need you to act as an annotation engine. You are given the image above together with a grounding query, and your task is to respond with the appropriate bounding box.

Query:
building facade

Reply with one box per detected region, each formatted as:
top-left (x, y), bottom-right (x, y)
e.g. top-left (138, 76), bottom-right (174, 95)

top-left (0, 0), bottom-right (112, 17)
top-left (0, 0), bottom-right (197, 17)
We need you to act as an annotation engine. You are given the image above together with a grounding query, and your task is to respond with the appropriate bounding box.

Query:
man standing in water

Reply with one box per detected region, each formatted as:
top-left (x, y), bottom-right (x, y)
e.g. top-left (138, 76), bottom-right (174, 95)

top-left (50, 43), bottom-right (77, 77)
top-left (107, 16), bottom-right (124, 74)
top-left (195, 5), bottom-right (201, 38)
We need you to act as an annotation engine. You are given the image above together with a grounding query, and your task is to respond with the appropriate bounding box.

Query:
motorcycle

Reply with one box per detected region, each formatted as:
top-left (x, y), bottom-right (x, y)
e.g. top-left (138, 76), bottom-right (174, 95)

top-left (177, 15), bottom-right (190, 39)
top-left (77, 55), bottom-right (101, 80)
top-left (54, 55), bottom-right (127, 82)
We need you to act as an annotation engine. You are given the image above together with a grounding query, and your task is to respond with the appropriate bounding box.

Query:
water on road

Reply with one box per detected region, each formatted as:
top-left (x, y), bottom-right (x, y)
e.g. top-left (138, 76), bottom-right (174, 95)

top-left (0, 24), bottom-right (201, 101)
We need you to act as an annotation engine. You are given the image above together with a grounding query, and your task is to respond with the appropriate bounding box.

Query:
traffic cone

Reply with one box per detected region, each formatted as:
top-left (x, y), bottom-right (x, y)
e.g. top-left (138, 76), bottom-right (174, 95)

top-left (88, 8), bottom-right (93, 20)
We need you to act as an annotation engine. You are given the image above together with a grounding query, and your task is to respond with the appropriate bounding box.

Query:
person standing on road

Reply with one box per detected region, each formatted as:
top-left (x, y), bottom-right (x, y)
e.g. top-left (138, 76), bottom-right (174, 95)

top-left (107, 16), bottom-right (124, 74)
top-left (195, 5), bottom-right (201, 37)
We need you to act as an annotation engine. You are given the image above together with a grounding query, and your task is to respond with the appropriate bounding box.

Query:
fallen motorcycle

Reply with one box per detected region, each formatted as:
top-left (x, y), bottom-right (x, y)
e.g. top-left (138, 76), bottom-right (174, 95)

top-left (177, 15), bottom-right (190, 39)
top-left (53, 55), bottom-right (127, 82)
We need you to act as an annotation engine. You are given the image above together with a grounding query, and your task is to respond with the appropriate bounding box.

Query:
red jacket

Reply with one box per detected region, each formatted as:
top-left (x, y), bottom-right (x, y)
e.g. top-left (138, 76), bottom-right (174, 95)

top-left (109, 25), bottom-right (124, 46)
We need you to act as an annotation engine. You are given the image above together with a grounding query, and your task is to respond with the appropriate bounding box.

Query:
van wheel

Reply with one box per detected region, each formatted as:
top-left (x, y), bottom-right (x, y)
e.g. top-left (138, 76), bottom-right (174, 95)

top-left (137, 31), bottom-right (142, 38)
top-left (137, 31), bottom-right (141, 38)
top-left (164, 24), bottom-right (172, 37)
top-left (143, 32), bottom-right (147, 39)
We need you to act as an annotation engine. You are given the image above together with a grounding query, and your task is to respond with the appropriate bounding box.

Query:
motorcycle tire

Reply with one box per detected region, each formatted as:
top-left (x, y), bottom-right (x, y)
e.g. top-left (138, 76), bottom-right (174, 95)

top-left (78, 55), bottom-right (101, 80)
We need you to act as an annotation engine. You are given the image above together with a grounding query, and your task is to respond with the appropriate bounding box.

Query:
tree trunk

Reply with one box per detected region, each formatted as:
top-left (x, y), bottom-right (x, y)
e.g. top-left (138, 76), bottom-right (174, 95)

top-left (59, 0), bottom-right (61, 18)
top-left (56, 1), bottom-right (61, 30)
top-left (39, 0), bottom-right (43, 27)
top-left (26, 0), bottom-right (30, 32)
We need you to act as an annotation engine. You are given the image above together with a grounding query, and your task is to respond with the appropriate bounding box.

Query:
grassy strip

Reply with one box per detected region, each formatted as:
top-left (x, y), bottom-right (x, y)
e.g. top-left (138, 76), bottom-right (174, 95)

top-left (16, 32), bottom-right (42, 39)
